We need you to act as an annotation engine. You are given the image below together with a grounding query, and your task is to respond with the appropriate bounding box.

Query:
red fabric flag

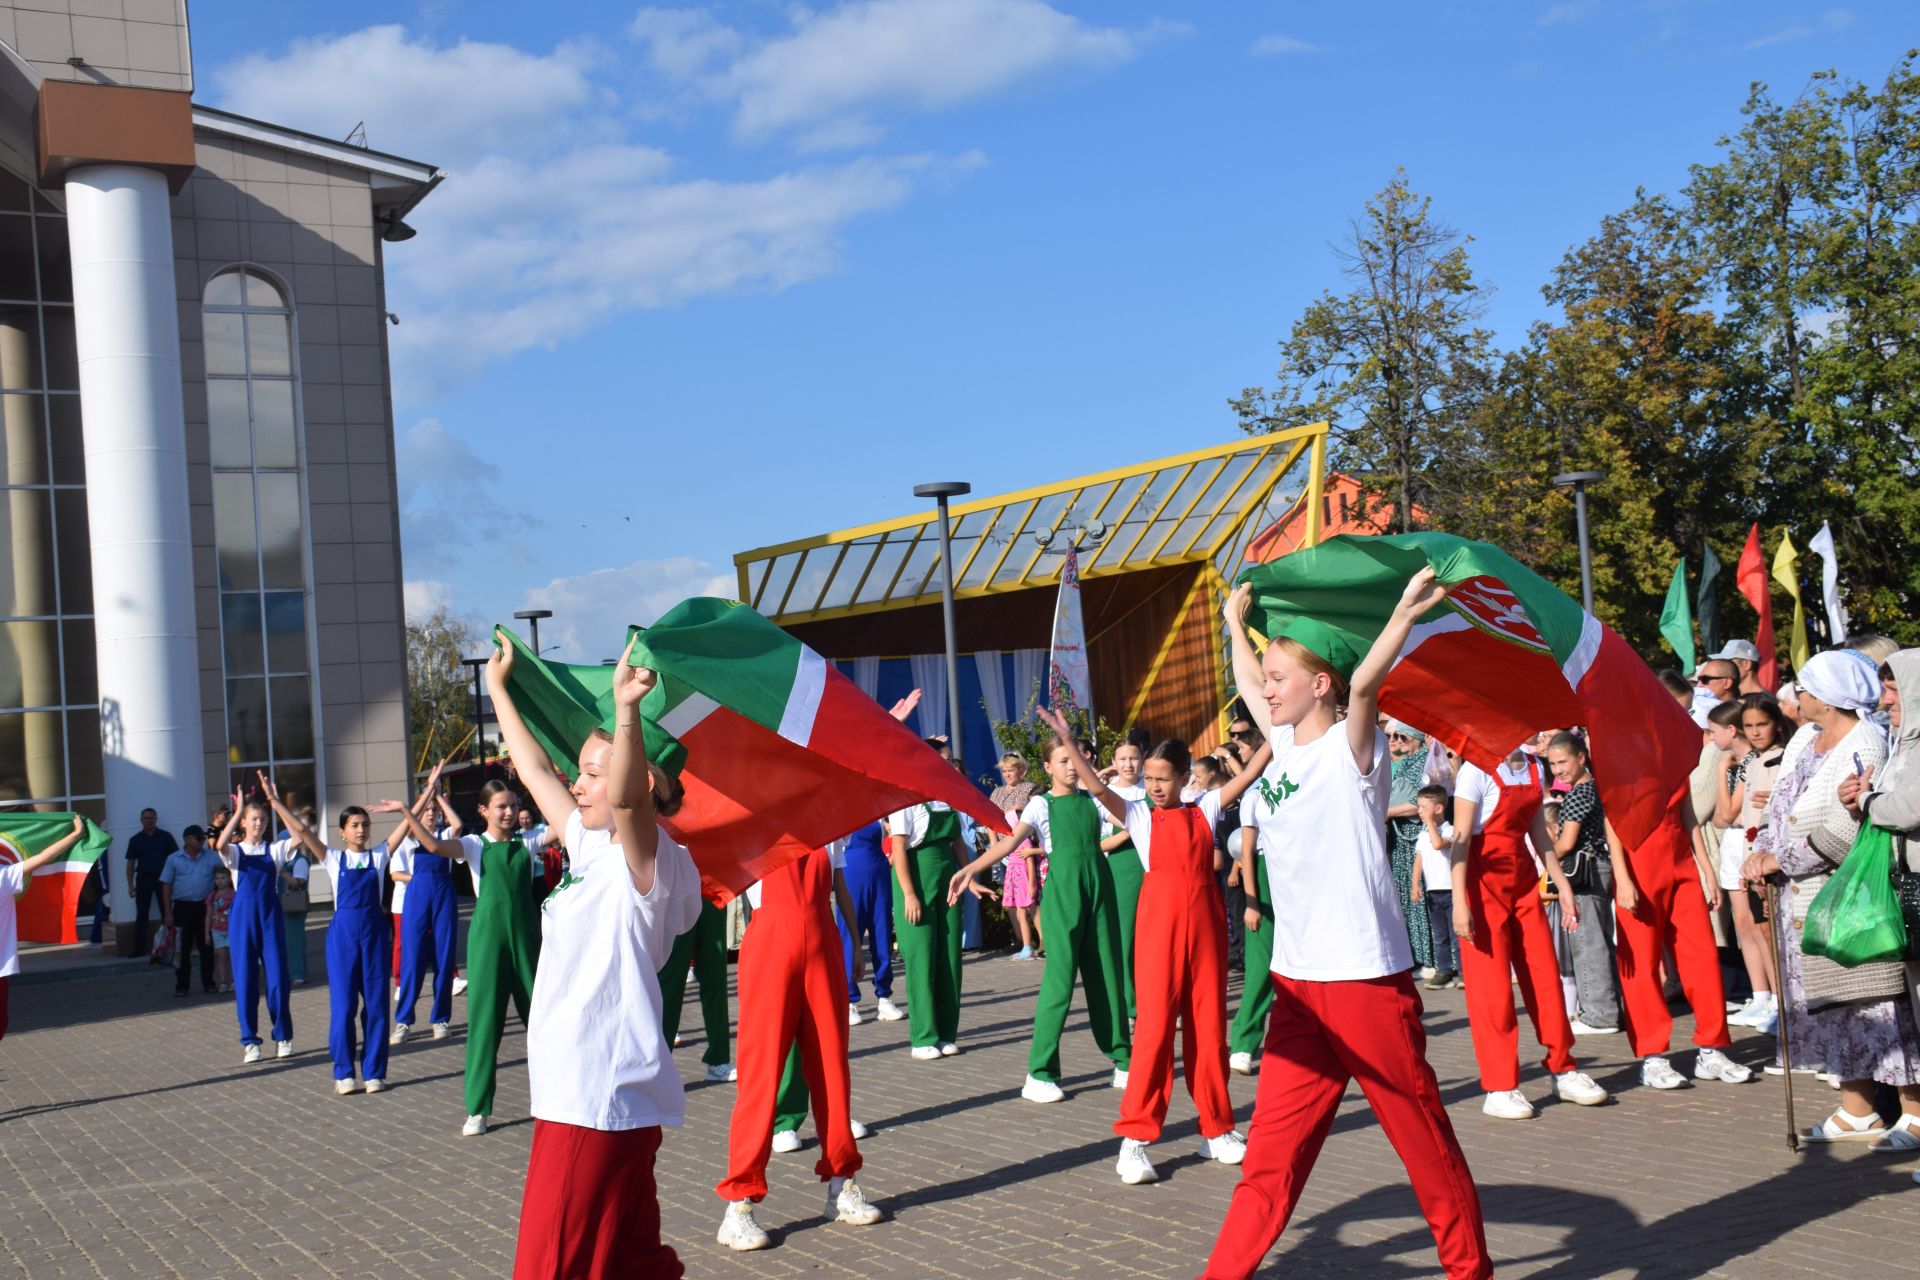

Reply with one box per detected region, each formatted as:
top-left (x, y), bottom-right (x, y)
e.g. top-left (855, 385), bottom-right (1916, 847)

top-left (1736, 523), bottom-right (1777, 692)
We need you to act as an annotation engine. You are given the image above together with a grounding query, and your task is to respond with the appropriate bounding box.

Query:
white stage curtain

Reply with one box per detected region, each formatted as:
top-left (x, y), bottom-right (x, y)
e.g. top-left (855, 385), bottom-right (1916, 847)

top-left (908, 653), bottom-right (949, 739)
top-left (851, 655), bottom-right (880, 701)
top-left (1011, 648), bottom-right (1049, 714)
top-left (974, 650), bottom-right (1008, 735)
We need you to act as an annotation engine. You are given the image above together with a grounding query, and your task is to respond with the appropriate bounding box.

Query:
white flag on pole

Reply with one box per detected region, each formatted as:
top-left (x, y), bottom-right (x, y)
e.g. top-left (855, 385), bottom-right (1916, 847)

top-left (1049, 547), bottom-right (1093, 715)
top-left (1807, 521), bottom-right (1849, 643)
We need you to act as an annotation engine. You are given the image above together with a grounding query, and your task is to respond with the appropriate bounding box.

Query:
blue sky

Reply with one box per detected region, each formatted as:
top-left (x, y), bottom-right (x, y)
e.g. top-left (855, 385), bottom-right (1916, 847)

top-left (186, 1), bottom-right (1912, 660)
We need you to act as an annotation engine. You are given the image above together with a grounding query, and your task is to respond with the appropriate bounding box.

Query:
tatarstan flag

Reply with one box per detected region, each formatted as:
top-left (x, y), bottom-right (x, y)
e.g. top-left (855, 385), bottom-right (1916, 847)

top-left (1236, 533), bottom-right (1699, 848)
top-left (498, 599), bottom-right (1007, 902)
top-left (0, 813), bottom-right (111, 944)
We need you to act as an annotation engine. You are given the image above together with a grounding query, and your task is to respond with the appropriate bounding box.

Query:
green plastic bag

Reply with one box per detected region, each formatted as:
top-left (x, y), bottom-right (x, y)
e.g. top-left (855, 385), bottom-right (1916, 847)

top-left (1802, 823), bottom-right (1908, 966)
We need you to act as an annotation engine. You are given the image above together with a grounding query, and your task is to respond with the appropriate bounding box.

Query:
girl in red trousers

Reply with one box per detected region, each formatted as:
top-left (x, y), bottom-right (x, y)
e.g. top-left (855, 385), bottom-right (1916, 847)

top-left (485, 634), bottom-right (703, 1279)
top-left (1449, 750), bottom-right (1608, 1118)
top-left (714, 839), bottom-right (882, 1250)
top-left (1205, 575), bottom-right (1490, 1280)
top-left (1035, 706), bottom-right (1270, 1187)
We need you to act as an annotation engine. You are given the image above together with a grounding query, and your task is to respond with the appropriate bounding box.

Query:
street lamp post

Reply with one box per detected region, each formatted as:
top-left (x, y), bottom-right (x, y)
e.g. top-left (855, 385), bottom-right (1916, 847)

top-left (514, 608), bottom-right (553, 656)
top-left (914, 481), bottom-right (971, 765)
top-left (460, 656), bottom-right (489, 768)
top-left (1552, 470), bottom-right (1606, 616)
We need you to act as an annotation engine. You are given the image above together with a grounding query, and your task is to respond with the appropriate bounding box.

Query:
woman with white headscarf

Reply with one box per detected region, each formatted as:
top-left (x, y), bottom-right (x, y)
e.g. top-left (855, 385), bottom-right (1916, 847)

top-left (1743, 648), bottom-right (1920, 1148)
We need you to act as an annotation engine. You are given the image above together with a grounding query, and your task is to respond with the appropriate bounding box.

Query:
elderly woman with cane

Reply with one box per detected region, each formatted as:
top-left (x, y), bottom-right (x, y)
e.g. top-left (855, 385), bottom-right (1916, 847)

top-left (1743, 648), bottom-right (1920, 1148)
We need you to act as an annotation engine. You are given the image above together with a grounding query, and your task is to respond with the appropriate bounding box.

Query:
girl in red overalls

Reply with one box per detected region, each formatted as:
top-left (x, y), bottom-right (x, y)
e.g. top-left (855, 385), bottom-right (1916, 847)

top-left (1036, 707), bottom-right (1269, 1187)
top-left (1451, 751), bottom-right (1606, 1118)
top-left (715, 837), bottom-right (882, 1249)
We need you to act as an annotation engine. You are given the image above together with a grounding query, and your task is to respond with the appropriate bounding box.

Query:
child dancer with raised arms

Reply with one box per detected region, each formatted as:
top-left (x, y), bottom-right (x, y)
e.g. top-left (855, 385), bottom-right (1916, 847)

top-left (213, 788), bottom-right (298, 1064)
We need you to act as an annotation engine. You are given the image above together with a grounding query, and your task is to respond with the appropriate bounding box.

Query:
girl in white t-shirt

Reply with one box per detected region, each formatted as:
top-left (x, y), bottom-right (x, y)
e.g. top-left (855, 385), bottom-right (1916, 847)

top-left (1203, 572), bottom-right (1491, 1280)
top-left (213, 789), bottom-right (300, 1064)
top-left (1098, 741), bottom-right (1147, 1023)
top-left (0, 815), bottom-right (88, 1041)
top-left (493, 632), bottom-right (701, 1278)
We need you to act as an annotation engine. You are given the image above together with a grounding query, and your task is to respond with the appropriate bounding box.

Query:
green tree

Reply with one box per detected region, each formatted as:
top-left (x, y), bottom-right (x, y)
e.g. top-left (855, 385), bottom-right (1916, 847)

top-left (406, 606), bottom-right (475, 771)
top-left (1234, 171), bottom-right (1493, 530)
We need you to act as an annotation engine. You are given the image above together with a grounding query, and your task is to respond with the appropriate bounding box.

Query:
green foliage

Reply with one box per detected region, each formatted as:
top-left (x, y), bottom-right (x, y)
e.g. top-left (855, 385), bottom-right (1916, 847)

top-left (987, 679), bottom-right (1123, 783)
top-left (406, 606), bottom-right (476, 769)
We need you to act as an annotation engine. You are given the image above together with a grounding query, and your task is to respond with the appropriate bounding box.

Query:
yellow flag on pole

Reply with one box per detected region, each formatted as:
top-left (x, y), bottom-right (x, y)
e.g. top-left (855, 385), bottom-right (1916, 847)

top-left (1772, 530), bottom-right (1810, 671)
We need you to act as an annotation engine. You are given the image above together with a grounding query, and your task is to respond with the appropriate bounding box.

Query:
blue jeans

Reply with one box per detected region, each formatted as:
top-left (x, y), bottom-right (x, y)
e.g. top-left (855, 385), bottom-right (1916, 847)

top-left (1424, 888), bottom-right (1459, 976)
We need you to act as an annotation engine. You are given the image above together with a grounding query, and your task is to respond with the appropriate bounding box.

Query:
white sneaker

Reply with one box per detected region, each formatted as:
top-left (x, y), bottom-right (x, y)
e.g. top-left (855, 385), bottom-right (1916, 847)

top-left (452, 975), bottom-right (468, 996)
top-left (716, 1200), bottom-right (770, 1251)
top-left (390, 1023), bottom-right (410, 1045)
top-left (848, 1003), bottom-right (864, 1026)
top-left (1568, 1019), bottom-right (1620, 1036)
top-left (1115, 1138), bottom-right (1158, 1185)
top-left (1554, 1070), bottom-right (1608, 1106)
top-left (827, 1176), bottom-right (883, 1226)
top-left (1641, 1056), bottom-right (1689, 1090)
top-left (1695, 1048), bottom-right (1753, 1084)
top-left (334, 1077), bottom-right (357, 1096)
top-left (1726, 996), bottom-right (1764, 1027)
top-left (706, 1062), bottom-right (739, 1083)
top-left (910, 1045), bottom-right (941, 1061)
top-left (937, 1041), bottom-right (959, 1057)
top-left (1421, 966), bottom-right (1438, 980)
top-left (1022, 1074), bottom-right (1066, 1104)
top-left (875, 997), bottom-right (904, 1022)
top-left (1229, 1051), bottom-right (1254, 1075)
top-left (1111, 1067), bottom-right (1129, 1090)
top-left (849, 1118), bottom-right (870, 1139)
top-left (432, 1022), bottom-right (451, 1040)
top-left (461, 1114), bottom-right (488, 1137)
top-left (1725, 997), bottom-right (1748, 1013)
top-left (1751, 1005), bottom-right (1780, 1036)
top-left (275, 1040), bottom-right (293, 1059)
top-left (1198, 1131), bottom-right (1247, 1165)
top-left (242, 1044), bottom-right (262, 1065)
top-left (1482, 1089), bottom-right (1536, 1120)
top-left (363, 1078), bottom-right (385, 1094)
top-left (770, 1128), bottom-right (802, 1154)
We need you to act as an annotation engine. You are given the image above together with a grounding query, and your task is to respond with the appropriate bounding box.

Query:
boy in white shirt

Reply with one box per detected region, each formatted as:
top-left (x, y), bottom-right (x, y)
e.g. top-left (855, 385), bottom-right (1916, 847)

top-left (1407, 785), bottom-right (1460, 989)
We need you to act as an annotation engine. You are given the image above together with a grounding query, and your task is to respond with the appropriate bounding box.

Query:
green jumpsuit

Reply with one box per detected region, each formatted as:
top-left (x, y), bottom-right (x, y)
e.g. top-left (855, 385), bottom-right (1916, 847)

top-left (891, 804), bottom-right (963, 1049)
top-left (1028, 791), bottom-right (1131, 1081)
top-left (658, 898), bottom-right (731, 1067)
top-left (463, 836), bottom-right (541, 1118)
top-left (1104, 786), bottom-right (1146, 1022)
top-left (1227, 851), bottom-right (1275, 1057)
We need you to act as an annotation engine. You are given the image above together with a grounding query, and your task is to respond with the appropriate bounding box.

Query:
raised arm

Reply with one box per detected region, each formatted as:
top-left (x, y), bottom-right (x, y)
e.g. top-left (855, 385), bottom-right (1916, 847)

top-left (377, 760), bottom-right (445, 851)
top-left (1212, 740), bottom-right (1273, 810)
top-left (258, 771), bottom-right (327, 863)
top-left (18, 816), bottom-right (86, 879)
top-left (608, 638), bottom-right (663, 894)
top-left (1225, 583), bottom-right (1266, 723)
top-left (1348, 568), bottom-right (1449, 772)
top-left (371, 799), bottom-right (449, 856)
top-left (1036, 706), bottom-right (1126, 824)
top-left (214, 786), bottom-right (243, 854)
top-left (434, 792), bottom-right (465, 839)
top-left (485, 629), bottom-right (578, 831)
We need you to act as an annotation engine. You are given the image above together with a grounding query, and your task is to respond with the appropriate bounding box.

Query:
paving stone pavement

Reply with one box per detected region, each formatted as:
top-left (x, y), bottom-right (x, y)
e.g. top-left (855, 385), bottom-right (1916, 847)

top-left (3, 932), bottom-right (1918, 1280)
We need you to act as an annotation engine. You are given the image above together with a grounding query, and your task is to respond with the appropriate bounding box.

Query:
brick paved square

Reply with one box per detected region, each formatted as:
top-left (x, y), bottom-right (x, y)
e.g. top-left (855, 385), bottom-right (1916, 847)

top-left (3, 933), bottom-right (1917, 1278)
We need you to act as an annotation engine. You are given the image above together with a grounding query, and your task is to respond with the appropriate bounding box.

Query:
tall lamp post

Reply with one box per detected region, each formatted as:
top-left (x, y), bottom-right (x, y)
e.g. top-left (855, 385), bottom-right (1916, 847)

top-left (460, 656), bottom-right (489, 769)
top-left (1553, 470), bottom-right (1606, 616)
top-left (914, 481), bottom-right (971, 765)
top-left (514, 608), bottom-right (553, 656)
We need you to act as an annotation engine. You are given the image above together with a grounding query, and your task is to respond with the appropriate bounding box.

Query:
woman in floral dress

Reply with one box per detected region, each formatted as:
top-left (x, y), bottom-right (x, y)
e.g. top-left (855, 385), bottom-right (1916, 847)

top-left (1385, 723), bottom-right (1434, 974)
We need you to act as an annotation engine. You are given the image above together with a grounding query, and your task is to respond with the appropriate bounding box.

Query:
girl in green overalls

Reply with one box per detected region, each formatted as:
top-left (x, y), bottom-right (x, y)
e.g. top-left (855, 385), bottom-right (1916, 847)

top-left (887, 792), bottom-right (966, 1059)
top-left (950, 736), bottom-right (1131, 1102)
top-left (1099, 739), bottom-right (1147, 1023)
top-left (392, 780), bottom-right (543, 1136)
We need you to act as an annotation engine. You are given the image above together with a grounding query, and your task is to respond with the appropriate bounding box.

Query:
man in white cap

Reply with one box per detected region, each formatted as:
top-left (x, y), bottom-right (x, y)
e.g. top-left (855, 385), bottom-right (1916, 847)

top-left (1710, 640), bottom-right (1765, 696)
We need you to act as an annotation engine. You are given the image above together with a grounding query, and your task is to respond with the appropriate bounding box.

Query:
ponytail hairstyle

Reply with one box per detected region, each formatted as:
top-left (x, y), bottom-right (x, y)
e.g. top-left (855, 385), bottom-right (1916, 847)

top-left (1145, 738), bottom-right (1193, 776)
top-left (649, 764), bottom-right (684, 818)
top-left (1706, 700), bottom-right (1745, 730)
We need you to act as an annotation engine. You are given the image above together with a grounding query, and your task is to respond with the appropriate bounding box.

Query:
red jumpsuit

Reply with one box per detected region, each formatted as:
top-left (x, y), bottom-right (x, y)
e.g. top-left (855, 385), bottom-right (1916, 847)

top-left (716, 847), bottom-right (861, 1202)
top-left (1459, 760), bottom-right (1577, 1090)
top-left (1115, 804), bottom-right (1234, 1142)
top-left (1615, 803), bottom-right (1730, 1058)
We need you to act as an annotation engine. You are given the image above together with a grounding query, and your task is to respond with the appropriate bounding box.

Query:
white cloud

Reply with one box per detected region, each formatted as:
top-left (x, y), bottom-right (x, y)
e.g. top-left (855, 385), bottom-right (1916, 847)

top-left (1249, 34), bottom-right (1323, 55)
top-left (634, 0), bottom-right (1169, 148)
top-left (1537, 2), bottom-right (1591, 26)
top-left (393, 418), bottom-right (539, 576)
top-left (402, 578), bottom-right (455, 619)
top-left (521, 557), bottom-right (738, 662)
top-left (1744, 25), bottom-right (1813, 50)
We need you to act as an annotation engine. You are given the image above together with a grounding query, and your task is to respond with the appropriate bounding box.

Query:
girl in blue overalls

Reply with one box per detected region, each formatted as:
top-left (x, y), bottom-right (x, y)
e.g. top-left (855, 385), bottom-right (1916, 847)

top-left (393, 782), bottom-right (460, 1043)
top-left (839, 819), bottom-right (899, 1023)
top-left (213, 779), bottom-right (297, 1065)
top-left (264, 780), bottom-right (402, 1094)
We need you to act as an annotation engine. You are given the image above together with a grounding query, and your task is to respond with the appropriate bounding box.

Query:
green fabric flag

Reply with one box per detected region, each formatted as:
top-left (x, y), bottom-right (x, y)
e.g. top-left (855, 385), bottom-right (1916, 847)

top-left (1696, 540), bottom-right (1722, 657)
top-left (1659, 559), bottom-right (1696, 672)
top-left (491, 626), bottom-right (685, 782)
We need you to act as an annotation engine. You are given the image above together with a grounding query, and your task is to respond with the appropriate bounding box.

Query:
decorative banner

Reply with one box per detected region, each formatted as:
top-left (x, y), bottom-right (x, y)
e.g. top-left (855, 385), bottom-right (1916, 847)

top-left (1736, 523), bottom-right (1777, 692)
top-left (0, 813), bottom-right (110, 944)
top-left (1659, 559), bottom-right (1696, 673)
top-left (1773, 529), bottom-right (1810, 673)
top-left (1807, 521), bottom-right (1850, 644)
top-left (1696, 539), bottom-right (1723, 657)
top-left (1048, 546), bottom-right (1093, 717)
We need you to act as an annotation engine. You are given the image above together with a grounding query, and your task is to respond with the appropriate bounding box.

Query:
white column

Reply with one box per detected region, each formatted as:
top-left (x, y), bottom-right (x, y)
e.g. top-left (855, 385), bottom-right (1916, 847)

top-left (65, 164), bottom-right (205, 946)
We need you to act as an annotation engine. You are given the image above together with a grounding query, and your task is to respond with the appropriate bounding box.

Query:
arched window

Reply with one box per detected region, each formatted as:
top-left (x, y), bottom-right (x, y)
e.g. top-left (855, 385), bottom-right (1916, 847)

top-left (204, 267), bottom-right (314, 806)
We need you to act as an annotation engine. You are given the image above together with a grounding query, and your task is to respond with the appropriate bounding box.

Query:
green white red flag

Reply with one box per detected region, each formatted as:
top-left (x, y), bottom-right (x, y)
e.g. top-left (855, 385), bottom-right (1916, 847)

top-left (0, 813), bottom-right (111, 944)
top-left (498, 599), bottom-right (1007, 901)
top-left (1236, 533), bottom-right (1699, 848)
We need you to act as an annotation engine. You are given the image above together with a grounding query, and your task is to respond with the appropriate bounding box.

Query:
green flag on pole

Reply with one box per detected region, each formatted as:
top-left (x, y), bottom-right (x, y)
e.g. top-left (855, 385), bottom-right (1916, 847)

top-left (1659, 559), bottom-right (1696, 672)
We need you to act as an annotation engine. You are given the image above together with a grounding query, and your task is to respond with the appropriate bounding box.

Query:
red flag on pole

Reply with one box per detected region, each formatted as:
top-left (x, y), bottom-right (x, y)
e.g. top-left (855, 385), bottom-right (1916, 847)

top-left (1736, 523), bottom-right (1777, 692)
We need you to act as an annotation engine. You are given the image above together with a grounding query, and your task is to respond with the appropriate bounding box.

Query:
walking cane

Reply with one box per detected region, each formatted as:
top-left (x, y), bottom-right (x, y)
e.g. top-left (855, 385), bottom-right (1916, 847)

top-left (1765, 880), bottom-right (1799, 1152)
